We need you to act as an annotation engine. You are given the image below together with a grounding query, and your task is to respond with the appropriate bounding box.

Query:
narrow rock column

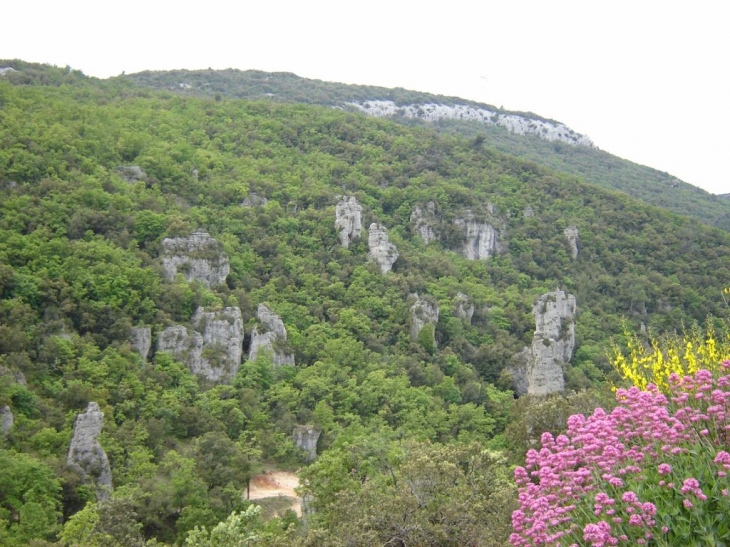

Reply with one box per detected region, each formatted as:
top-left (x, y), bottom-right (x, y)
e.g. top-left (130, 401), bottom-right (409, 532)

top-left (67, 402), bottom-right (113, 500)
top-left (293, 425), bottom-right (321, 462)
top-left (368, 223), bottom-right (399, 274)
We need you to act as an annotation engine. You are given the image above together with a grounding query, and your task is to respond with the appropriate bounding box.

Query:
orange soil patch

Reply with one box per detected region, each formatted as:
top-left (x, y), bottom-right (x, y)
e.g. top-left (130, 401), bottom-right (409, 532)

top-left (246, 471), bottom-right (301, 516)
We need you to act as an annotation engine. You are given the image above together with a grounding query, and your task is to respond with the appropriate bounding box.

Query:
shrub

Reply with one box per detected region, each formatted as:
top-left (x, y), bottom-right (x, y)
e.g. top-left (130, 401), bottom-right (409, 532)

top-left (611, 320), bottom-right (730, 393)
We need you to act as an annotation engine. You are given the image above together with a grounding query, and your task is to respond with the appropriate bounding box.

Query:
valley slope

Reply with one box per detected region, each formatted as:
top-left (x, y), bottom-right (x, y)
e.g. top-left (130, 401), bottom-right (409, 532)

top-left (1, 62), bottom-right (729, 545)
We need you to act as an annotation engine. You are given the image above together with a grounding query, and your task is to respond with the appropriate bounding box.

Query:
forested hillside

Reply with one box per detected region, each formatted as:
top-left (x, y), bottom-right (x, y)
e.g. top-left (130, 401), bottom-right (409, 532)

top-left (1, 62), bottom-right (730, 546)
top-left (123, 66), bottom-right (730, 230)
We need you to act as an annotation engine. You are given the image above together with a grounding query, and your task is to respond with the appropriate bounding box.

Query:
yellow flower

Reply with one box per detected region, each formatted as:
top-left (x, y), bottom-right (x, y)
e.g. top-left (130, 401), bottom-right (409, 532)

top-left (611, 318), bottom-right (730, 393)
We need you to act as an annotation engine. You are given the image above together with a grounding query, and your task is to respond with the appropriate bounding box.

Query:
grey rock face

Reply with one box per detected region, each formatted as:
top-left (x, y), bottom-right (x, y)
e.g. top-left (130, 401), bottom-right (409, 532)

top-left (1, 406), bottom-right (13, 437)
top-left (241, 192), bottom-right (268, 207)
top-left (524, 206), bottom-right (535, 218)
top-left (334, 196), bottom-right (363, 248)
top-left (129, 327), bottom-right (151, 359)
top-left (161, 232), bottom-right (230, 287)
top-left (67, 402), bottom-right (113, 500)
top-left (564, 226), bottom-right (579, 259)
top-left (249, 304), bottom-right (295, 366)
top-left (194, 307), bottom-right (244, 379)
top-left (348, 100), bottom-right (594, 147)
top-left (157, 307), bottom-right (244, 381)
top-left (410, 294), bottom-right (439, 346)
top-left (158, 324), bottom-right (202, 367)
top-left (367, 223), bottom-right (399, 274)
top-left (453, 213), bottom-right (502, 260)
top-left (454, 292), bottom-right (475, 324)
top-left (508, 291), bottom-right (576, 396)
top-left (410, 202), bottom-right (437, 244)
top-left (293, 425), bottom-right (320, 462)
top-left (116, 165), bottom-right (147, 183)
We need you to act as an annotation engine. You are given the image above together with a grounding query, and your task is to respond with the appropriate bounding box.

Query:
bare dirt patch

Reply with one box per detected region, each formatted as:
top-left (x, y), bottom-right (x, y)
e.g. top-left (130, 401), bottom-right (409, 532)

top-left (246, 471), bottom-right (301, 516)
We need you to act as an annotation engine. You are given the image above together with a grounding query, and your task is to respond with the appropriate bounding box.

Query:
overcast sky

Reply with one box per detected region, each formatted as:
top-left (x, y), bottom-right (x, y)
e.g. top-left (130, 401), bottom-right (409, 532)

top-left (3, 0), bottom-right (728, 194)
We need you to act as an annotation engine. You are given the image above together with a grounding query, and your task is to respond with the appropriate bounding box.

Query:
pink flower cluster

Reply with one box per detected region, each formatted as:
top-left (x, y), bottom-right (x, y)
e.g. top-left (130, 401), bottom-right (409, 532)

top-left (511, 365), bottom-right (730, 546)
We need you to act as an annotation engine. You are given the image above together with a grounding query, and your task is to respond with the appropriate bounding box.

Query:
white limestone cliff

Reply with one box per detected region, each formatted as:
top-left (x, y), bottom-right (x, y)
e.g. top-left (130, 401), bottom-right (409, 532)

top-left (453, 210), bottom-right (503, 260)
top-left (368, 223), bottom-right (399, 274)
top-left (508, 290), bottom-right (577, 396)
top-left (161, 232), bottom-right (230, 287)
top-left (249, 304), bottom-right (295, 366)
top-left (334, 196), bottom-right (363, 248)
top-left (348, 100), bottom-right (594, 147)
top-left (129, 326), bottom-right (151, 359)
top-left (67, 402), bottom-right (113, 500)
top-left (157, 307), bottom-right (244, 381)
top-left (410, 202), bottom-right (437, 244)
top-left (564, 226), bottom-right (579, 259)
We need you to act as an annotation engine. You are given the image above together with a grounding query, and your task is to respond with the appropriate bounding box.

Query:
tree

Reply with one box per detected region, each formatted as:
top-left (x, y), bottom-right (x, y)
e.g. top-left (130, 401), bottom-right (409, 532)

top-left (184, 505), bottom-right (265, 547)
top-left (301, 441), bottom-right (516, 547)
top-left (0, 449), bottom-right (62, 546)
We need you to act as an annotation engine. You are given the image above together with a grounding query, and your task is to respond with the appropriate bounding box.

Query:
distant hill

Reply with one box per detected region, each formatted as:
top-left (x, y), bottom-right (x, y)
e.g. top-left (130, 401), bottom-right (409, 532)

top-left (126, 68), bottom-right (730, 230)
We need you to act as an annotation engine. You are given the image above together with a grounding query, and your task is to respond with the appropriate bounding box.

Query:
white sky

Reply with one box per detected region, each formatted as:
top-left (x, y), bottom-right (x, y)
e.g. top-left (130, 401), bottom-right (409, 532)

top-left (3, 0), bottom-right (728, 194)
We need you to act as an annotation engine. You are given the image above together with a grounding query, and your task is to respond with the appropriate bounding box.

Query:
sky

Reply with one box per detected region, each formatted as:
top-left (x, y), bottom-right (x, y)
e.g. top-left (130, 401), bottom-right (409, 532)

top-left (3, 0), bottom-right (728, 194)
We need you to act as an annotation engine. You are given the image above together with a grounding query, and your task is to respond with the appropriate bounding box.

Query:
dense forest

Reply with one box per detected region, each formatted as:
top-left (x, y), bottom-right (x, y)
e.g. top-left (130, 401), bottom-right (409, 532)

top-left (124, 66), bottom-right (730, 231)
top-left (1, 60), bottom-right (730, 546)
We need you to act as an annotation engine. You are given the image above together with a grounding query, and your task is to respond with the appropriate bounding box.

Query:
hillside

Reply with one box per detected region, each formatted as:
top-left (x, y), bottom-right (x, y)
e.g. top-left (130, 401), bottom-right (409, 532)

top-left (1, 62), bottom-right (730, 545)
top-left (124, 67), bottom-right (730, 230)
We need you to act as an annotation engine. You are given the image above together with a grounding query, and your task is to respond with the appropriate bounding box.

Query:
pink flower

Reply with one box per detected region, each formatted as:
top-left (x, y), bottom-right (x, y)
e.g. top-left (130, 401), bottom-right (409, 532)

top-left (683, 498), bottom-right (693, 509)
top-left (621, 491), bottom-right (638, 504)
top-left (658, 463), bottom-right (672, 475)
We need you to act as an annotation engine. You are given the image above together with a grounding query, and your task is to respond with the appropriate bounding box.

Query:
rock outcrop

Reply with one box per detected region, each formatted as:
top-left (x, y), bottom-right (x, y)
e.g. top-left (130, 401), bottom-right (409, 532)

top-left (523, 206), bottom-right (535, 218)
top-left (0, 365), bottom-right (26, 386)
top-left (453, 212), bottom-right (503, 260)
top-left (161, 232), bottom-right (229, 287)
top-left (129, 326), bottom-right (151, 359)
top-left (0, 67), bottom-right (18, 76)
top-left (116, 165), bottom-right (147, 183)
top-left (1, 406), bottom-right (13, 437)
top-left (67, 402), bottom-right (113, 500)
top-left (194, 307), bottom-right (245, 378)
top-left (293, 425), bottom-right (320, 462)
top-left (564, 226), bottom-right (579, 259)
top-left (508, 290), bottom-right (577, 396)
top-left (334, 196), bottom-right (363, 248)
top-left (348, 100), bottom-right (594, 147)
top-left (368, 223), bottom-right (399, 274)
top-left (454, 293), bottom-right (475, 324)
top-left (157, 307), bottom-right (244, 381)
top-left (249, 304), bottom-right (295, 366)
top-left (410, 202), bottom-right (437, 244)
top-left (241, 192), bottom-right (268, 207)
top-left (410, 294), bottom-right (439, 347)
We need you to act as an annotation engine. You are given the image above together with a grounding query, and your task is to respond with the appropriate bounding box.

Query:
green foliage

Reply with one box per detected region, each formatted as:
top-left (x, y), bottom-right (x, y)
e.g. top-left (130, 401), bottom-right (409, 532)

top-left (299, 440), bottom-right (516, 546)
top-left (124, 66), bottom-right (730, 231)
top-left (0, 449), bottom-right (62, 546)
top-left (1, 61), bottom-right (730, 545)
top-left (184, 505), bottom-right (266, 547)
